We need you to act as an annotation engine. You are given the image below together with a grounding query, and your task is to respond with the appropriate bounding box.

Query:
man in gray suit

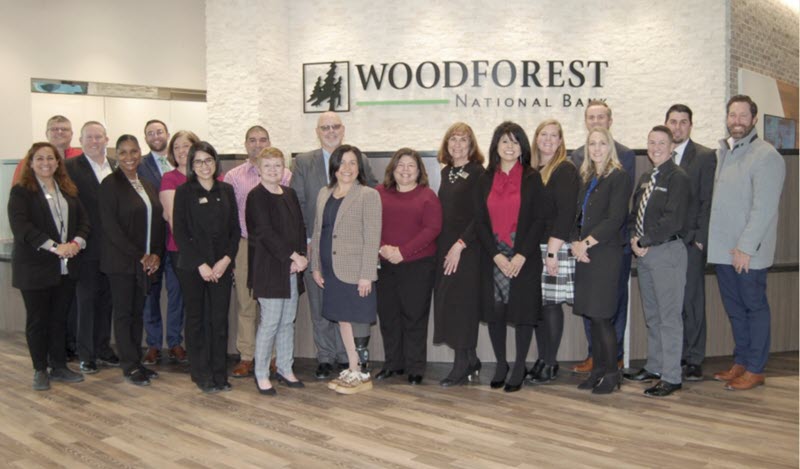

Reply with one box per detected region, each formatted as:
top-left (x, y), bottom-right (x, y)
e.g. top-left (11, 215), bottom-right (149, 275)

top-left (291, 111), bottom-right (377, 379)
top-left (708, 95), bottom-right (785, 391)
top-left (664, 104), bottom-right (716, 381)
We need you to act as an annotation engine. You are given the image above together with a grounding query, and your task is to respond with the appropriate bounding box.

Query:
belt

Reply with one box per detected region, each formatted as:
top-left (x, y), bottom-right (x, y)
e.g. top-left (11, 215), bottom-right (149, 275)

top-left (650, 235), bottom-right (681, 247)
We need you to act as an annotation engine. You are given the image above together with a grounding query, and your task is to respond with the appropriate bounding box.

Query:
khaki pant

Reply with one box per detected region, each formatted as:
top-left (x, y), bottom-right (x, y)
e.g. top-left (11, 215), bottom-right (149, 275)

top-left (234, 237), bottom-right (259, 360)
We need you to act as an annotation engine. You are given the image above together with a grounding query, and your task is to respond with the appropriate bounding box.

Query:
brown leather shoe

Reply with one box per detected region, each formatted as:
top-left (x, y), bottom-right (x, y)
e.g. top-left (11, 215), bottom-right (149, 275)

top-left (572, 357), bottom-right (593, 373)
top-left (142, 347), bottom-right (160, 365)
top-left (617, 359), bottom-right (624, 370)
top-left (724, 371), bottom-right (765, 391)
top-left (168, 345), bottom-right (188, 364)
top-left (713, 364), bottom-right (745, 382)
top-left (232, 359), bottom-right (254, 378)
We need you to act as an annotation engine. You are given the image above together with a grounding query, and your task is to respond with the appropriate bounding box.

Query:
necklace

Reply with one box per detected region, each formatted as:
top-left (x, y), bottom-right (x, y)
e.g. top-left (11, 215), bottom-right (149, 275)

top-left (448, 165), bottom-right (467, 184)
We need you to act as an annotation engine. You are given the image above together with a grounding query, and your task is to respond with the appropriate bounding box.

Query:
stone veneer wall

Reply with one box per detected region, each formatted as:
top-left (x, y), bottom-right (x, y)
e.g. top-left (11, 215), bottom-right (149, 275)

top-left (730, 0), bottom-right (799, 97)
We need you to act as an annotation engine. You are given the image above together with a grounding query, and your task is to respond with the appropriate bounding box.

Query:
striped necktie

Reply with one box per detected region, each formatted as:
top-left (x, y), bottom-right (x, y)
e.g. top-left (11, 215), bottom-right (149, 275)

top-left (635, 168), bottom-right (659, 237)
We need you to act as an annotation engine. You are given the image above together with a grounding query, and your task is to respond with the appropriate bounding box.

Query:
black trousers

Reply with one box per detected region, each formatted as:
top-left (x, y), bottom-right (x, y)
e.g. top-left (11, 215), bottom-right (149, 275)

top-left (177, 268), bottom-right (232, 386)
top-left (20, 277), bottom-right (75, 371)
top-left (682, 243), bottom-right (707, 365)
top-left (377, 257), bottom-right (435, 375)
top-left (108, 274), bottom-right (146, 375)
top-left (75, 259), bottom-right (114, 361)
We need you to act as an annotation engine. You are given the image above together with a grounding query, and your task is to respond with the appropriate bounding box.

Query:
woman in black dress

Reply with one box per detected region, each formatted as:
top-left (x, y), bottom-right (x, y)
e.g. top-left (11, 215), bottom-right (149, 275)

top-left (432, 122), bottom-right (486, 387)
top-left (173, 142), bottom-right (240, 393)
top-left (98, 135), bottom-right (165, 386)
top-left (474, 122), bottom-right (547, 393)
top-left (570, 127), bottom-right (632, 394)
top-left (528, 119), bottom-right (579, 384)
top-left (8, 142), bottom-right (88, 390)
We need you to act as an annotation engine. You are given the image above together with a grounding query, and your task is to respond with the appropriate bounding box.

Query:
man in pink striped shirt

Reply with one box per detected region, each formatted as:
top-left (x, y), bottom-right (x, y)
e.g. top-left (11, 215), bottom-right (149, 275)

top-left (224, 125), bottom-right (291, 378)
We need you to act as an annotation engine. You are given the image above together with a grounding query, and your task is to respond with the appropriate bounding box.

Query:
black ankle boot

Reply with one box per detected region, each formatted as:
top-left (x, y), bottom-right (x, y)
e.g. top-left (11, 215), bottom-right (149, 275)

top-left (577, 370), bottom-right (603, 390)
top-left (532, 363), bottom-right (559, 384)
top-left (592, 371), bottom-right (621, 394)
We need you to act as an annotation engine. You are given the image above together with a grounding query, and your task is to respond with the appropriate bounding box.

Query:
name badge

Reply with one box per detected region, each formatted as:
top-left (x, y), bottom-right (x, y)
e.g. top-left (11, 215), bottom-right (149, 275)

top-left (199, 197), bottom-right (208, 204)
top-left (459, 172), bottom-right (469, 179)
top-left (655, 187), bottom-right (667, 192)
top-left (45, 193), bottom-right (53, 200)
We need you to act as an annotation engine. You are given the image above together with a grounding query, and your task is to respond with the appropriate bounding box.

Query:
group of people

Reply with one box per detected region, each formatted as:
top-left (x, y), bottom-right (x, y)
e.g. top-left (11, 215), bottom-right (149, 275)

top-left (9, 94), bottom-right (785, 398)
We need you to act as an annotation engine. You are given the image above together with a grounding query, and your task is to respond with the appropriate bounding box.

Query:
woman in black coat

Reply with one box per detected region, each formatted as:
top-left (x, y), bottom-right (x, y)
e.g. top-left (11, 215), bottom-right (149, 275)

top-left (246, 147), bottom-right (308, 395)
top-left (570, 127), bottom-right (632, 394)
top-left (474, 122), bottom-right (547, 393)
top-left (8, 142), bottom-right (89, 390)
top-left (528, 119), bottom-right (579, 384)
top-left (173, 141), bottom-right (240, 393)
top-left (433, 122), bottom-right (486, 387)
top-left (99, 135), bottom-right (164, 387)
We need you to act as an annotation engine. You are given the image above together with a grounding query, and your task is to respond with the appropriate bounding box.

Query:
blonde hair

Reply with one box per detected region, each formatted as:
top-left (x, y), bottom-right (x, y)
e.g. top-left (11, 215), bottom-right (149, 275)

top-left (256, 147), bottom-right (285, 166)
top-left (530, 119), bottom-right (569, 185)
top-left (579, 128), bottom-right (622, 183)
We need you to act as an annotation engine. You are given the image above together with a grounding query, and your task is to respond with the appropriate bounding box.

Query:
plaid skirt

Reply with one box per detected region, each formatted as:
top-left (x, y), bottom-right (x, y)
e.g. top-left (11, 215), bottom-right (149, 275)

top-left (540, 243), bottom-right (575, 305)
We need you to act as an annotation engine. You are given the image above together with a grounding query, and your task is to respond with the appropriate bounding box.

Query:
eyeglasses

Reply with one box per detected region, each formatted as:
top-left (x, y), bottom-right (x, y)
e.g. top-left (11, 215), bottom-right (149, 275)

top-left (146, 129), bottom-right (166, 137)
top-left (193, 158), bottom-right (216, 168)
top-left (318, 124), bottom-right (342, 132)
top-left (48, 127), bottom-right (71, 133)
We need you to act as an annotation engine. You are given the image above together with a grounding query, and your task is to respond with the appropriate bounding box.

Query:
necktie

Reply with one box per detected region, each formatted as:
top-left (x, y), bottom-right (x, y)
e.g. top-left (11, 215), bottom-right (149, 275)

top-left (635, 168), bottom-right (659, 237)
top-left (159, 155), bottom-right (172, 174)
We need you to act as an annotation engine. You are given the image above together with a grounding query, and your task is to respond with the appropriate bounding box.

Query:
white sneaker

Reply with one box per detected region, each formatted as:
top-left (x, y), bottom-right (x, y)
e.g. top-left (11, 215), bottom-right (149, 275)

top-left (335, 370), bottom-right (373, 394)
top-left (327, 369), bottom-right (352, 390)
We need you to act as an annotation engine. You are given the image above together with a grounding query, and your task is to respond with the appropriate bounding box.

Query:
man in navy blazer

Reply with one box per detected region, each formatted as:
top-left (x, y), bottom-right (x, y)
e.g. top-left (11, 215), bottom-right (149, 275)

top-left (664, 104), bottom-right (717, 381)
top-left (569, 100), bottom-right (636, 373)
top-left (137, 120), bottom-right (186, 365)
top-left (65, 121), bottom-right (118, 374)
top-left (291, 111), bottom-right (378, 379)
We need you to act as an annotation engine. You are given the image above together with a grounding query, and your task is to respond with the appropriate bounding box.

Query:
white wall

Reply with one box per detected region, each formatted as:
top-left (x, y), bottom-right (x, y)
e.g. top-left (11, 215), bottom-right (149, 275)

top-left (0, 0), bottom-right (206, 159)
top-left (208, 0), bottom-right (729, 156)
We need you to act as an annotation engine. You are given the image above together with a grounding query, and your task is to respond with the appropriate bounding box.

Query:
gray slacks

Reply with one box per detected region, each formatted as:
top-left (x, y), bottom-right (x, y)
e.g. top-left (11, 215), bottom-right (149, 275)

top-left (637, 239), bottom-right (687, 384)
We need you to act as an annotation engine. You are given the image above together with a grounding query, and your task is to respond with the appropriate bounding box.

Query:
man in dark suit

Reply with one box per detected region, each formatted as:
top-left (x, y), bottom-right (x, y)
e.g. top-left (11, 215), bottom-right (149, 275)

top-left (137, 119), bottom-right (186, 366)
top-left (664, 104), bottom-right (717, 381)
top-left (65, 121), bottom-right (118, 374)
top-left (569, 100), bottom-right (636, 373)
top-left (291, 111), bottom-right (378, 379)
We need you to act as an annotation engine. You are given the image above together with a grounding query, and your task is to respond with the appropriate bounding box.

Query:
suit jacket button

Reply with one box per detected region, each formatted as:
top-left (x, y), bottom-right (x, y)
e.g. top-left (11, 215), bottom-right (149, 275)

top-left (332, 251), bottom-right (336, 255)
top-left (333, 234), bottom-right (337, 238)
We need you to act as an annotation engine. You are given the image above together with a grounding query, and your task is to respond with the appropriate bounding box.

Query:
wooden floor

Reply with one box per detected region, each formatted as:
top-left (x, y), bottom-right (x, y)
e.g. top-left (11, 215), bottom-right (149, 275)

top-left (0, 332), bottom-right (797, 469)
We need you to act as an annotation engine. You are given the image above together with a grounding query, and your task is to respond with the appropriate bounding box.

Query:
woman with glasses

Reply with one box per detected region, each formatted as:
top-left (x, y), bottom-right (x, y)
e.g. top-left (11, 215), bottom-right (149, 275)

top-left (172, 142), bottom-right (240, 393)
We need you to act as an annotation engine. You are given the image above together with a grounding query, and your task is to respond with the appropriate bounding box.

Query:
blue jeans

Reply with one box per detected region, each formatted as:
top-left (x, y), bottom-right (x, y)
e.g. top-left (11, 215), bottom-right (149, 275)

top-left (583, 250), bottom-right (631, 360)
top-left (143, 251), bottom-right (185, 349)
top-left (715, 265), bottom-right (770, 373)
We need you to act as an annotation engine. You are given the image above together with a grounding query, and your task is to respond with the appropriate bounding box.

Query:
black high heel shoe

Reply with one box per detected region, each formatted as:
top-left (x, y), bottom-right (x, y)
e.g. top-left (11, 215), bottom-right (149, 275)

top-left (577, 370), bottom-right (603, 390)
top-left (532, 364), bottom-right (560, 384)
top-left (526, 359), bottom-right (545, 381)
top-left (254, 375), bottom-right (276, 396)
top-left (592, 371), bottom-right (621, 394)
top-left (468, 359), bottom-right (482, 382)
top-left (490, 362), bottom-right (509, 389)
top-left (276, 373), bottom-right (305, 388)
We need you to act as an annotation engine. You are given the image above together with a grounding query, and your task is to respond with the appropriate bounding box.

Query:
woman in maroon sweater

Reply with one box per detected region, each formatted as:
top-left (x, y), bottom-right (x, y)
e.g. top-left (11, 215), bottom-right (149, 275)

top-left (375, 148), bottom-right (442, 385)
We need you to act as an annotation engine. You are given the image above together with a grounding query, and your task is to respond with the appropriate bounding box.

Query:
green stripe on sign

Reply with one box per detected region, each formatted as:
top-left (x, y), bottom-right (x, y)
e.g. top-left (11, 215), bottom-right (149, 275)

top-left (355, 99), bottom-right (450, 106)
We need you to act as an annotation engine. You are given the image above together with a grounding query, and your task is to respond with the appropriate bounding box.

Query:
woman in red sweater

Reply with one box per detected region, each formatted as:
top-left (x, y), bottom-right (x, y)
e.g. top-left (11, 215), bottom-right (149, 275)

top-left (375, 148), bottom-right (442, 385)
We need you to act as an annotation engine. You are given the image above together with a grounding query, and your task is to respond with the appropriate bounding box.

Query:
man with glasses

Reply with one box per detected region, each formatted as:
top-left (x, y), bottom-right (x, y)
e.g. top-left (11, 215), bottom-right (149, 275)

top-left (291, 111), bottom-right (377, 379)
top-left (12, 115), bottom-right (81, 184)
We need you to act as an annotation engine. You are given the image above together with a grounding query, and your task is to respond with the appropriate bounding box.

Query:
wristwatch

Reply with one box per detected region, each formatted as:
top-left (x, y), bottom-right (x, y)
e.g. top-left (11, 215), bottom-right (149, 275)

top-left (547, 252), bottom-right (556, 258)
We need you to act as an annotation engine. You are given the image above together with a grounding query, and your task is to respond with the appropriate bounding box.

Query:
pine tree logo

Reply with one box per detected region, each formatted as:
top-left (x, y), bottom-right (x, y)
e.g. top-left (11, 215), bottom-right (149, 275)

top-left (303, 61), bottom-right (349, 113)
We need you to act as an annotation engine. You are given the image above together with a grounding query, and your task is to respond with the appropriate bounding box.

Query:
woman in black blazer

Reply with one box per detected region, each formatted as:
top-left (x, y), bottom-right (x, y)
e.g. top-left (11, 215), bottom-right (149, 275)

top-left (8, 142), bottom-right (89, 391)
top-left (99, 135), bottom-right (165, 387)
top-left (173, 141), bottom-right (240, 394)
top-left (245, 147), bottom-right (308, 395)
top-left (474, 122), bottom-right (547, 393)
top-left (570, 127), bottom-right (632, 394)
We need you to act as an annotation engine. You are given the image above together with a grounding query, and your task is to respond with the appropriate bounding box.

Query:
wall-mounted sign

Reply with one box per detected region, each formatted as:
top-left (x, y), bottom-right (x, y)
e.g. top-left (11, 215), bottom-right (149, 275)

top-left (303, 59), bottom-right (608, 113)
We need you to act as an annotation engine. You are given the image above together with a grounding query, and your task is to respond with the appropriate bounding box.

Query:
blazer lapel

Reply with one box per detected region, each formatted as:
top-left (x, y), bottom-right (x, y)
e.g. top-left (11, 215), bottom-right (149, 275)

top-left (681, 140), bottom-right (696, 170)
top-left (36, 186), bottom-right (62, 240)
top-left (334, 183), bottom-right (360, 229)
top-left (314, 149), bottom-right (327, 188)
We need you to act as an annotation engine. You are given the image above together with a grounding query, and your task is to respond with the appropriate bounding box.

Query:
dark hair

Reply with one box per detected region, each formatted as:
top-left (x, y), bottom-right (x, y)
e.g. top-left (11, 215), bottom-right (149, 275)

top-left (383, 147), bottom-right (428, 189)
top-left (144, 119), bottom-right (169, 134)
top-left (650, 125), bottom-right (674, 142)
top-left (17, 142), bottom-right (78, 197)
top-left (726, 95), bottom-right (758, 117)
top-left (487, 121), bottom-right (531, 173)
top-left (187, 141), bottom-right (221, 182)
top-left (328, 144), bottom-right (367, 188)
top-left (665, 104), bottom-right (693, 124)
top-left (167, 130), bottom-right (200, 167)
top-left (245, 125), bottom-right (270, 140)
top-left (437, 122), bottom-right (485, 166)
top-left (115, 134), bottom-right (140, 150)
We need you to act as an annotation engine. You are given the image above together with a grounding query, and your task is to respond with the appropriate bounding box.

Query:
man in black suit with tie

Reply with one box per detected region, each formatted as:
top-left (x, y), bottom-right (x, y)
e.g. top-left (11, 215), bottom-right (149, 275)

top-left (137, 120), bottom-right (185, 366)
top-left (65, 121), bottom-right (119, 374)
top-left (569, 100), bottom-right (636, 373)
top-left (664, 104), bottom-right (716, 381)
